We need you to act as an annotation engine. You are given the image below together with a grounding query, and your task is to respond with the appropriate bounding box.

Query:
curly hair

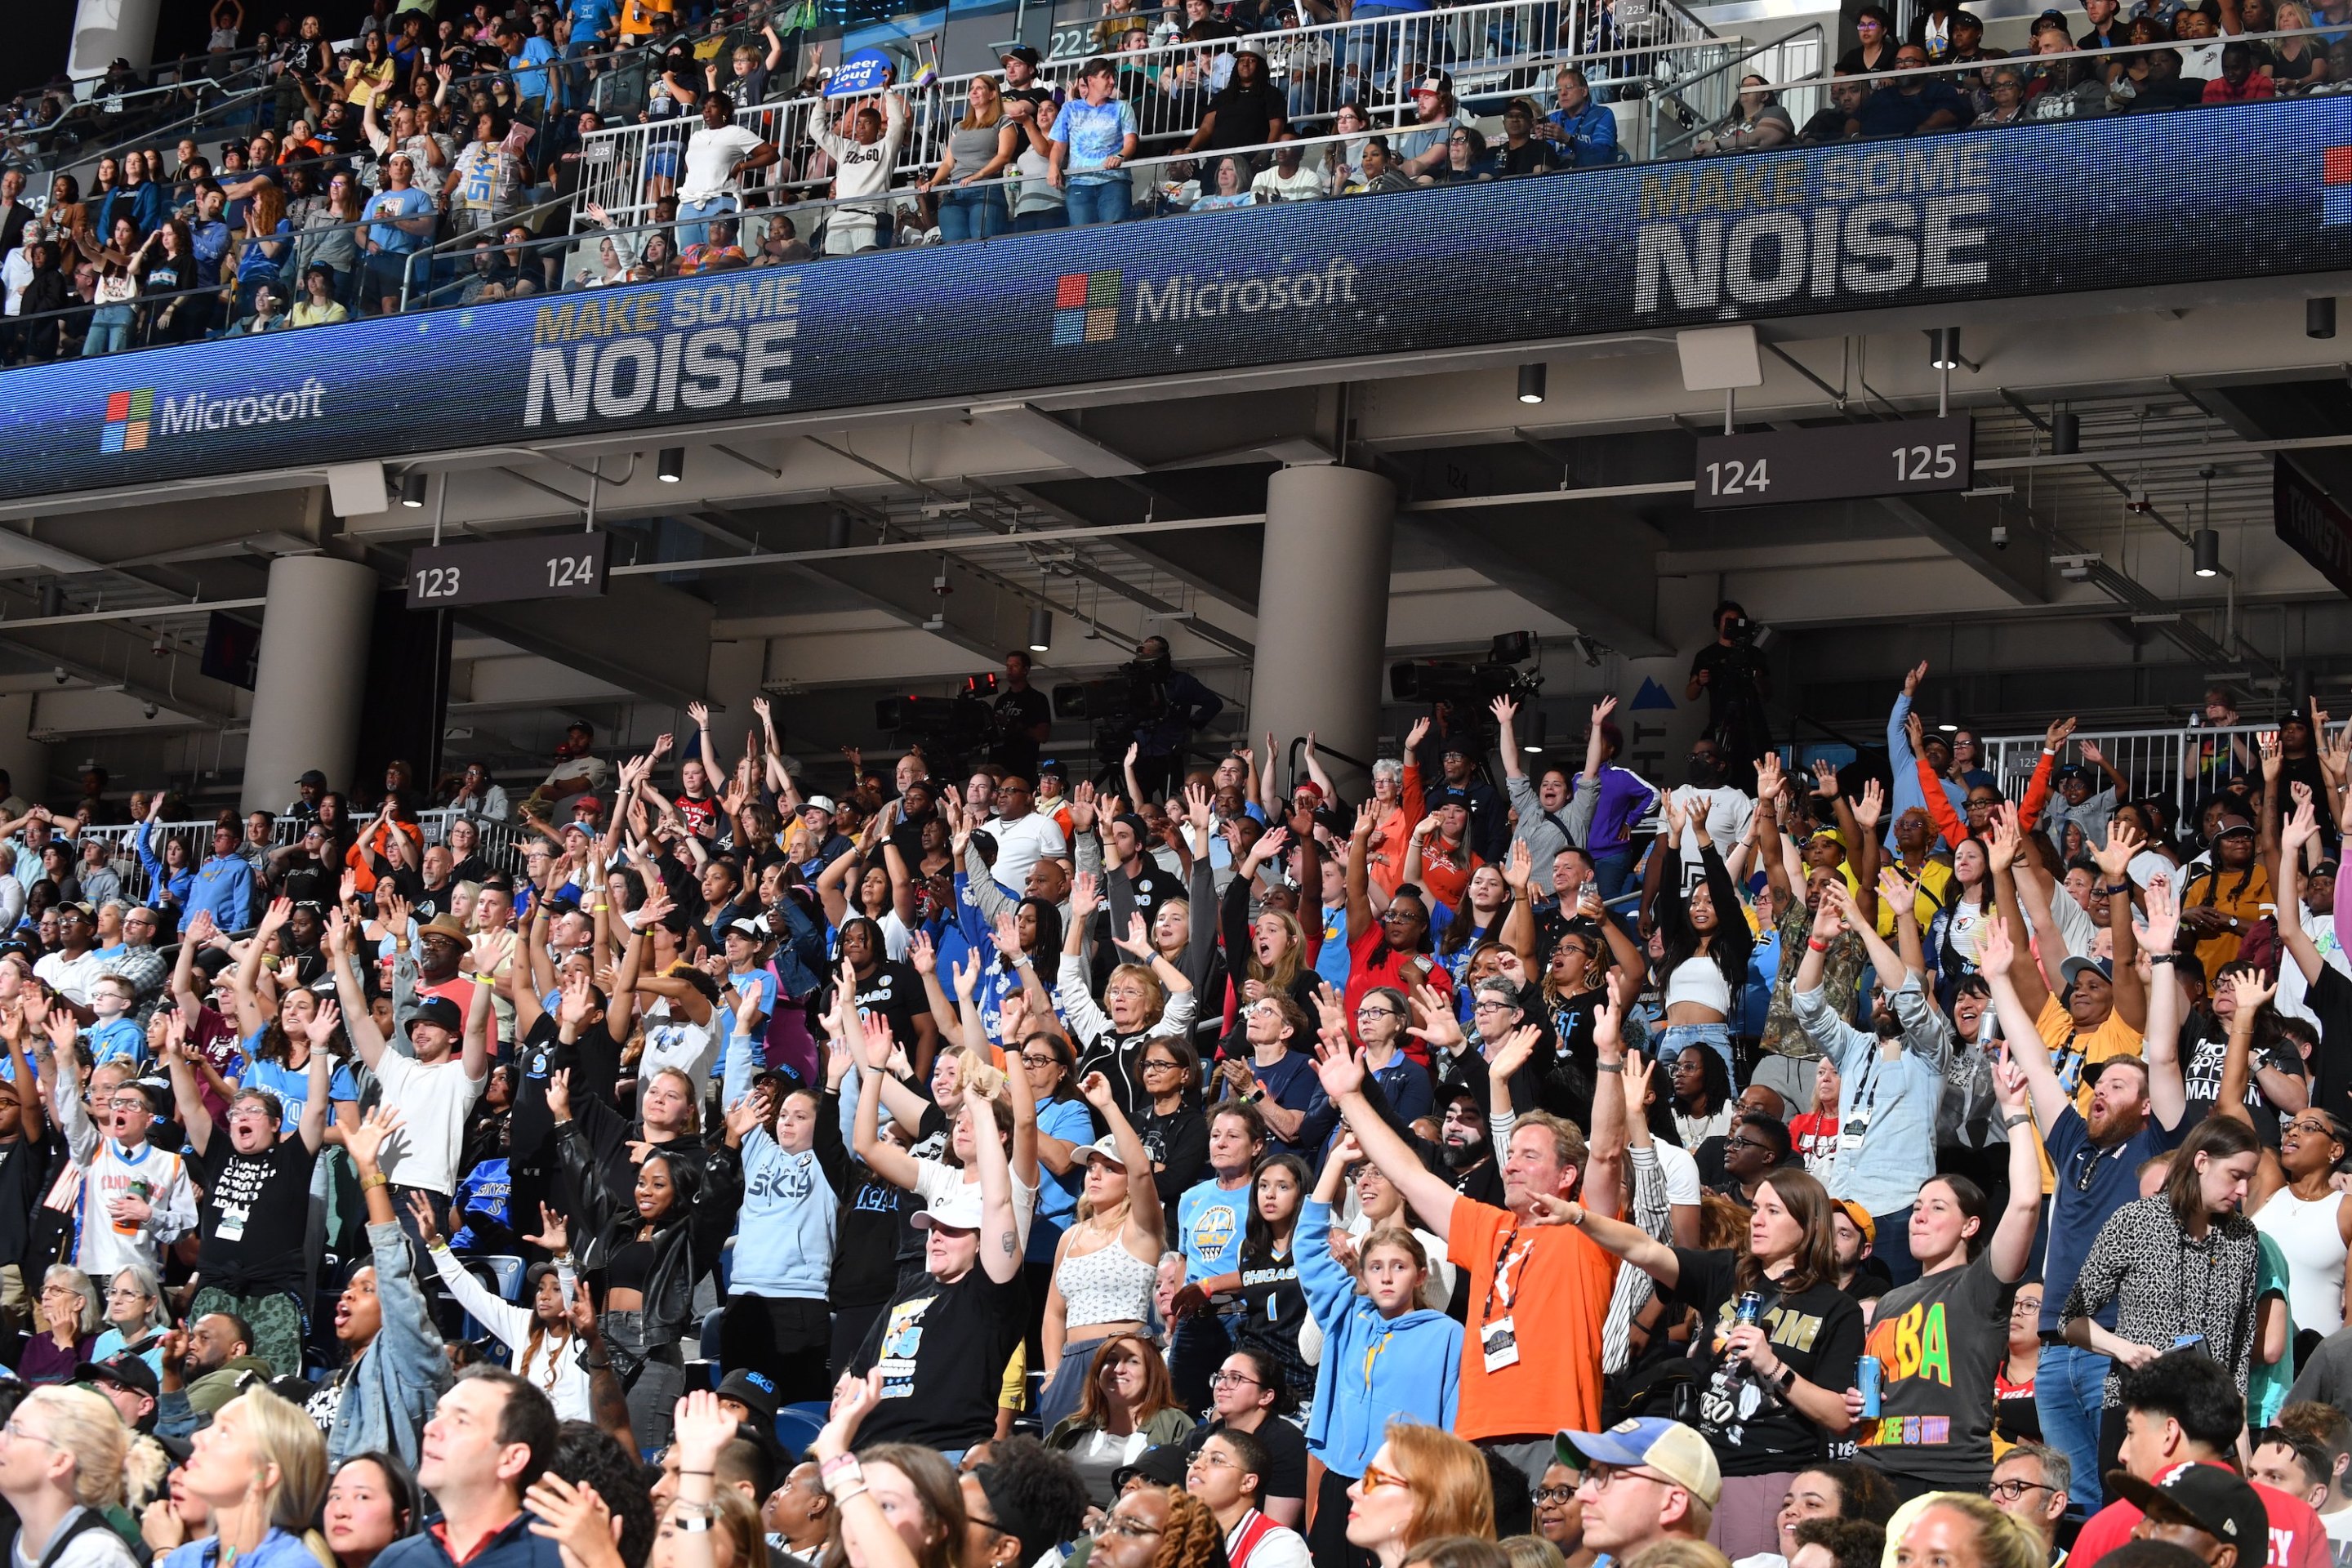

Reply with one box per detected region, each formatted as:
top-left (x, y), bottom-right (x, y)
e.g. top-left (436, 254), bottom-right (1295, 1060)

top-left (1150, 1486), bottom-right (1224, 1568)
top-left (550, 1422), bottom-right (655, 1568)
top-left (973, 1436), bottom-right (1091, 1560)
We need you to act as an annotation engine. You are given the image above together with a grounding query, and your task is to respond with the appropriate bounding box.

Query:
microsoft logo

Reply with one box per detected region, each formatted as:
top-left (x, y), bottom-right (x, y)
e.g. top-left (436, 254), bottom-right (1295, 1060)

top-left (101, 389), bottom-right (154, 452)
top-left (1053, 270), bottom-right (1120, 346)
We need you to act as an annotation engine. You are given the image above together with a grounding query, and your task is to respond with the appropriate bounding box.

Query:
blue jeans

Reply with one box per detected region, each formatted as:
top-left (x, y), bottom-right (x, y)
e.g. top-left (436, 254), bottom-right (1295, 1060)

top-left (1064, 173), bottom-right (1131, 226)
top-left (936, 185), bottom-right (1007, 243)
top-left (675, 194), bottom-right (736, 249)
top-left (1656, 1022), bottom-right (1733, 1079)
top-left (82, 305), bottom-right (132, 356)
top-left (1013, 206), bottom-right (1068, 232)
top-left (2034, 1343), bottom-right (2112, 1515)
top-left (1871, 1202), bottom-right (1920, 1287)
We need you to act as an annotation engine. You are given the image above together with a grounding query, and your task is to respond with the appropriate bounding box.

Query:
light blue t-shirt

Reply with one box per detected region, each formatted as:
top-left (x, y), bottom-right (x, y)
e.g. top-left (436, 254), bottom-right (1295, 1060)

top-left (509, 37), bottom-right (557, 100)
top-left (720, 965), bottom-right (782, 1078)
top-left (1051, 98), bottom-right (1138, 175)
top-left (86, 1018), bottom-right (146, 1070)
top-left (1030, 1096), bottom-right (1097, 1262)
top-left (568, 0), bottom-right (619, 33)
top-left (1178, 1176), bottom-right (1251, 1278)
top-left (239, 1048), bottom-right (360, 1134)
top-left (365, 186), bottom-right (434, 253)
top-left (1314, 904), bottom-right (1351, 991)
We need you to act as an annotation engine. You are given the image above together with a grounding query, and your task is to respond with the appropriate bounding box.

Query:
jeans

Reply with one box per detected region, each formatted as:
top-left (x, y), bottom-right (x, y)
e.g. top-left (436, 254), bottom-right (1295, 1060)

top-left (1871, 1202), bottom-right (1920, 1286)
top-left (2034, 1342), bottom-right (2112, 1515)
top-left (1064, 172), bottom-right (1132, 226)
top-left (675, 193), bottom-right (737, 248)
top-left (82, 305), bottom-right (133, 356)
top-left (1656, 1021), bottom-right (1733, 1079)
top-left (1013, 205), bottom-right (1069, 231)
top-left (936, 185), bottom-right (1008, 243)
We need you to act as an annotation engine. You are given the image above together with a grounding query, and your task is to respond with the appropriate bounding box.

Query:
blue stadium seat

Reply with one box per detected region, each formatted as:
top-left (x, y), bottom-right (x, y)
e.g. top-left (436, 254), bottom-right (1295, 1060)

top-left (775, 1402), bottom-right (826, 1457)
top-left (472, 1255), bottom-right (528, 1301)
top-left (700, 1308), bottom-right (724, 1361)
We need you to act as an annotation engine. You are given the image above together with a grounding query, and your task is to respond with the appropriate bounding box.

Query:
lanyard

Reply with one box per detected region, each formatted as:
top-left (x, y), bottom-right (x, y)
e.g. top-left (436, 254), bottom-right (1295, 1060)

top-left (1484, 1223), bottom-right (1529, 1321)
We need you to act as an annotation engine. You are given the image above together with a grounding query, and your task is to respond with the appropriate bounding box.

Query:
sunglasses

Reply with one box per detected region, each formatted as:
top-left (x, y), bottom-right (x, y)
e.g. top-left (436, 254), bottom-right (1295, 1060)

top-left (1359, 1462), bottom-right (1410, 1493)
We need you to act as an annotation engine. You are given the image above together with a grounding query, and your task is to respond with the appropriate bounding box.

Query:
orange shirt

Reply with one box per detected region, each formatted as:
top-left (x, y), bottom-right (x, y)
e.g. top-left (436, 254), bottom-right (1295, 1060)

top-left (1446, 1196), bottom-right (1618, 1442)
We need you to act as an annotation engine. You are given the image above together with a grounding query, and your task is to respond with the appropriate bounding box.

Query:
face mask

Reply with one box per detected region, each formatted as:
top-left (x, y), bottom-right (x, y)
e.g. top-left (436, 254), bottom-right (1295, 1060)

top-left (1686, 755), bottom-right (1726, 788)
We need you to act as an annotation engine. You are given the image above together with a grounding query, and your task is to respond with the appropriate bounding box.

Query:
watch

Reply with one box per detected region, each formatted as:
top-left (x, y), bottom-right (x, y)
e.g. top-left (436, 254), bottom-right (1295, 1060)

top-left (1775, 1364), bottom-right (1797, 1393)
top-left (2003, 1111), bottom-right (2034, 1130)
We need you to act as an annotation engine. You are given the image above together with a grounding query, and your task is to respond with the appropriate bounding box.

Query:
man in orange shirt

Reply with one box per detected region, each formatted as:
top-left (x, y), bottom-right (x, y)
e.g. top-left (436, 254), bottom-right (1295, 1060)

top-left (1312, 996), bottom-right (1627, 1490)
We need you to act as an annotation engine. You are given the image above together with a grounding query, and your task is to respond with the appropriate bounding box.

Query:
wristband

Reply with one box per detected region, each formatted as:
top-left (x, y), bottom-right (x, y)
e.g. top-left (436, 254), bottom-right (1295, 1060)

top-left (2100, 884), bottom-right (2130, 898)
top-left (1775, 1364), bottom-right (1797, 1393)
top-left (359, 1172), bottom-right (388, 1192)
top-left (2003, 1112), bottom-right (2034, 1130)
top-left (2149, 954), bottom-right (2179, 966)
top-left (821, 1454), bottom-right (862, 1477)
top-left (671, 1516), bottom-right (714, 1535)
top-left (1596, 1060), bottom-right (1624, 1074)
top-left (1806, 938), bottom-right (1829, 952)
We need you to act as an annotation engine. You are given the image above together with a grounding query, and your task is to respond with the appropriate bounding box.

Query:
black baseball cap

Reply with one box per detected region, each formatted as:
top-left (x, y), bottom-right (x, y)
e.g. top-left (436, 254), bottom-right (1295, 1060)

top-left (1001, 43), bottom-right (1042, 65)
top-left (2107, 1464), bottom-right (2268, 1562)
top-left (77, 1352), bottom-right (158, 1401)
top-left (715, 1367), bottom-right (780, 1425)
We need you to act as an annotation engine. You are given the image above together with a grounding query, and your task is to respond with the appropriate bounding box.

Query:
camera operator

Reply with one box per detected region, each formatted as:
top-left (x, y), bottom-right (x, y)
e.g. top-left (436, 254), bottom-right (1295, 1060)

top-left (1686, 599), bottom-right (1771, 789)
top-left (1127, 636), bottom-right (1225, 803)
top-left (990, 650), bottom-right (1054, 785)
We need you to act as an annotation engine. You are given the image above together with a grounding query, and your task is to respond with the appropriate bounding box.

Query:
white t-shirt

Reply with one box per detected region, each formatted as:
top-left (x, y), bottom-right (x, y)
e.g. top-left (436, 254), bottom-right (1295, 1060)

top-left (679, 122), bottom-right (765, 203)
top-left (1655, 1138), bottom-right (1704, 1208)
top-left (911, 1153), bottom-right (1040, 1250)
top-left (987, 812), bottom-right (1069, 896)
top-left (1667, 784), bottom-right (1757, 862)
top-left (639, 997), bottom-right (719, 1086)
top-left (373, 1050), bottom-right (488, 1195)
top-left (35, 949), bottom-right (107, 1006)
top-left (2278, 904), bottom-right (2348, 1027)
top-left (1249, 164), bottom-right (1322, 203)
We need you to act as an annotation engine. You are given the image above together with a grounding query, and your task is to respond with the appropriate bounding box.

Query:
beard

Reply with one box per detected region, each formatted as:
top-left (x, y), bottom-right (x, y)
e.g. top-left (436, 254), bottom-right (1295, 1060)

top-left (1441, 1135), bottom-right (1486, 1169)
top-left (1872, 1009), bottom-right (1904, 1040)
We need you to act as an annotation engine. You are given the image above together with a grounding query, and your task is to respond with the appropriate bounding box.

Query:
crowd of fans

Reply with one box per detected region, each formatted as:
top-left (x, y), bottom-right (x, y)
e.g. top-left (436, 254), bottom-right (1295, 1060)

top-left (1, 0), bottom-right (2338, 363)
top-left (0, 624), bottom-right (2334, 1568)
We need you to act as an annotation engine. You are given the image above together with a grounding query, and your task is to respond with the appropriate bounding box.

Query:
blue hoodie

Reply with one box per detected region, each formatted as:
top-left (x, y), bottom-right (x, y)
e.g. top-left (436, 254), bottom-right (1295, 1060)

top-left (1298, 1198), bottom-right (1462, 1478)
top-left (730, 1094), bottom-right (851, 1299)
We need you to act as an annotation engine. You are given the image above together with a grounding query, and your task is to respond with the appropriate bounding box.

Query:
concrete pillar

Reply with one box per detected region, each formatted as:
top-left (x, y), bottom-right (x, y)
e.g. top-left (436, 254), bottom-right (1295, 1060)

top-left (243, 556), bottom-right (376, 816)
top-left (1248, 466), bottom-right (1395, 795)
top-left (0, 698), bottom-right (53, 808)
top-left (69, 0), bottom-right (161, 78)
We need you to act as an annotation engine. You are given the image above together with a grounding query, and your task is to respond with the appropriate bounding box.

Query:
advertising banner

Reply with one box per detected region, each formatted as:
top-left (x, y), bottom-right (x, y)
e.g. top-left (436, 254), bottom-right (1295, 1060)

top-left (8, 97), bottom-right (2352, 506)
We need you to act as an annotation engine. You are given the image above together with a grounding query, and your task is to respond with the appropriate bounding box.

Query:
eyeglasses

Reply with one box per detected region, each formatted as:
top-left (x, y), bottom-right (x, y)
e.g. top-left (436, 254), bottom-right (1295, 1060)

top-left (1, 1419), bottom-right (56, 1448)
top-left (1207, 1370), bottom-right (1262, 1389)
top-left (1142, 1058), bottom-right (1180, 1073)
top-left (1019, 1054), bottom-right (1062, 1069)
top-left (1100, 1516), bottom-right (1164, 1541)
top-left (1533, 1485), bottom-right (1577, 1506)
top-left (1359, 1463), bottom-right (1410, 1494)
top-left (1578, 1467), bottom-right (1666, 1494)
top-left (1726, 1136), bottom-right (1774, 1154)
top-left (1987, 1478), bottom-right (2052, 1503)
top-left (105, 1286), bottom-right (151, 1301)
top-left (1189, 1450), bottom-right (1238, 1470)
top-left (1356, 1005), bottom-right (1401, 1020)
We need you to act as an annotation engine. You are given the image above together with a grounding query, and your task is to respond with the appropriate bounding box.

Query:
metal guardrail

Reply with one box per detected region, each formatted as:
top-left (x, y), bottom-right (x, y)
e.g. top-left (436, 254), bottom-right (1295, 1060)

top-left (571, 0), bottom-right (1720, 227)
top-left (1976, 721), bottom-right (2274, 826)
top-left (62, 806), bottom-right (529, 906)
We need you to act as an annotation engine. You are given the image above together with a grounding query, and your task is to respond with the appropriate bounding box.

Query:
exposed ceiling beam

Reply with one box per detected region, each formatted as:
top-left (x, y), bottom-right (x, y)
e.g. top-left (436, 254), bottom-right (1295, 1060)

top-left (967, 402), bottom-right (1147, 478)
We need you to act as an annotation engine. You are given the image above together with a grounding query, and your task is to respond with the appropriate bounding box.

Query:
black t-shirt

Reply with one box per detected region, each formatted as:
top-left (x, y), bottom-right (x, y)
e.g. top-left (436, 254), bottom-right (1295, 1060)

top-left (510, 1013), bottom-right (621, 1172)
top-left (1855, 1252), bottom-right (2015, 1490)
top-left (832, 963), bottom-right (926, 1056)
top-left (194, 1135), bottom-right (319, 1295)
top-left (1237, 1244), bottom-right (1311, 1402)
top-left (991, 688), bottom-right (1053, 782)
top-left (2305, 966), bottom-right (2352, 1126)
top-left (2179, 1015), bottom-right (2302, 1147)
top-left (1687, 640), bottom-right (1769, 728)
top-left (1668, 1246), bottom-right (1865, 1476)
top-left (852, 1262), bottom-right (1027, 1451)
top-left (1183, 1415), bottom-right (1309, 1504)
top-left (0, 1132), bottom-right (58, 1269)
top-left (835, 1160), bottom-right (920, 1307)
top-left (1136, 1103), bottom-right (1208, 1205)
top-left (1205, 80), bottom-right (1285, 148)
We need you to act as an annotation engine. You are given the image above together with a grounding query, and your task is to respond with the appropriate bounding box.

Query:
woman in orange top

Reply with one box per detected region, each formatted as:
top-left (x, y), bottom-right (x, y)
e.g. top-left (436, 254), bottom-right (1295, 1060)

top-left (344, 800), bottom-right (423, 895)
top-left (1364, 717), bottom-right (1430, 898)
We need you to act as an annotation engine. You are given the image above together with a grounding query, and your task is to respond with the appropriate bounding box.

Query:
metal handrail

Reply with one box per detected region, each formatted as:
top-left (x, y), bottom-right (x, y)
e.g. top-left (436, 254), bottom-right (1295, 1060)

top-left (1971, 721), bottom-right (2277, 825)
top-left (68, 807), bottom-right (529, 906)
top-left (569, 0), bottom-right (1718, 226)
top-left (1646, 20), bottom-right (1822, 158)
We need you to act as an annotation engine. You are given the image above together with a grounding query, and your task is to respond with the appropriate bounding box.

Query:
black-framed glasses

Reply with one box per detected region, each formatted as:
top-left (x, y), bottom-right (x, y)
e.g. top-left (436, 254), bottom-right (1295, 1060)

top-left (1142, 1058), bottom-right (1181, 1073)
top-left (1988, 1478), bottom-right (2052, 1503)
top-left (1018, 1054), bottom-right (1062, 1069)
top-left (1533, 1485), bottom-right (1577, 1505)
top-left (1207, 1370), bottom-right (1262, 1388)
top-left (1726, 1136), bottom-right (1774, 1154)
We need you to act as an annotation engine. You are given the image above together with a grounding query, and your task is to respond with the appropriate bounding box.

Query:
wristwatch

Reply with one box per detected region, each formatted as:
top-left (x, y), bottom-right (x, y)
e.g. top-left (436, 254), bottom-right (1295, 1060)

top-left (2003, 1111), bottom-right (2034, 1130)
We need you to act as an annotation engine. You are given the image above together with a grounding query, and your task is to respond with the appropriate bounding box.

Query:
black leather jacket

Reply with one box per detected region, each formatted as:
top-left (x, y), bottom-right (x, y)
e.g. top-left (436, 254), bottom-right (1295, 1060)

top-left (556, 1119), bottom-right (739, 1351)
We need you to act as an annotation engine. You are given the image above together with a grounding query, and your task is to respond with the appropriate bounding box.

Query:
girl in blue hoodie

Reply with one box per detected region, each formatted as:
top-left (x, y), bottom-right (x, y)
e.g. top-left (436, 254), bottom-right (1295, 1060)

top-left (1299, 1130), bottom-right (1463, 1568)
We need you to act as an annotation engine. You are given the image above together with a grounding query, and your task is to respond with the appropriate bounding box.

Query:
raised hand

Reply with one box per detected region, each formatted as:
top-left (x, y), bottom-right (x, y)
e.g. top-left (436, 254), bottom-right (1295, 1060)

top-left (2261, 729), bottom-right (2283, 779)
top-left (1487, 1024), bottom-right (1539, 1081)
top-left (376, 888), bottom-right (411, 935)
top-left (858, 1010), bottom-right (897, 1073)
top-left (907, 929), bottom-right (935, 976)
top-left (256, 896), bottom-right (293, 938)
top-left (1989, 1048), bottom-right (2030, 1115)
top-left (1077, 1069), bottom-right (1116, 1110)
top-left (1311, 1031), bottom-right (1365, 1098)
top-left (1111, 911), bottom-right (1153, 960)
top-left (1589, 695), bottom-right (1617, 732)
top-left (686, 700), bottom-right (710, 730)
top-left (670, 1388), bottom-right (740, 1470)
top-left (523, 1200), bottom-right (569, 1255)
top-left (1976, 912), bottom-right (2014, 978)
top-left (545, 1067), bottom-right (572, 1122)
top-left (1853, 778), bottom-right (1886, 833)
top-left (1754, 753), bottom-right (1784, 805)
top-left (2283, 800), bottom-right (2319, 857)
top-left (345, 1106), bottom-right (404, 1172)
top-left (304, 999), bottom-right (341, 1050)
top-left (1185, 782), bottom-right (1213, 833)
top-left (1069, 871), bottom-right (1101, 920)
top-left (406, 1190), bottom-right (442, 1249)
top-left (951, 949), bottom-right (980, 1000)
top-left (2092, 816), bottom-right (2144, 880)
top-left (2229, 967), bottom-right (2278, 1017)
top-left (1502, 839), bottom-right (1534, 894)
top-left (2078, 739), bottom-right (2107, 767)
top-left (2044, 715), bottom-right (2078, 751)
top-left (1406, 715), bottom-right (1430, 752)
top-left (1490, 694), bottom-right (1518, 728)
top-left (1904, 660), bottom-right (1929, 697)
top-left (1352, 799), bottom-right (1378, 840)
top-left (1811, 759), bottom-right (1839, 800)
top-left (1405, 985), bottom-right (1463, 1051)
top-left (2142, 875), bottom-right (2179, 956)
top-left (523, 1474), bottom-right (617, 1568)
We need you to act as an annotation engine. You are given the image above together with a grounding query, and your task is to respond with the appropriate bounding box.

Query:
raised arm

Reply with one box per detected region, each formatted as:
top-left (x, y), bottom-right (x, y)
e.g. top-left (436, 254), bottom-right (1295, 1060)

top-left (323, 909), bottom-right (391, 1071)
top-left (1311, 1027), bottom-right (1464, 1240)
top-left (2091, 817), bottom-right (2146, 1031)
top-left (1079, 1068), bottom-right (1163, 1247)
top-left (1976, 915), bottom-right (2072, 1131)
top-left (849, 1010), bottom-right (925, 1192)
top-left (298, 1000), bottom-right (336, 1152)
top-left (2138, 875), bottom-right (2188, 1131)
top-left (1985, 1053), bottom-right (2044, 1283)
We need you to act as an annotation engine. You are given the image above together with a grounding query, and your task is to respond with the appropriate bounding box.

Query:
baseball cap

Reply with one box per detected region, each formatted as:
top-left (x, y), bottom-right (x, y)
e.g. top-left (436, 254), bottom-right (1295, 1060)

top-left (914, 1183), bottom-right (987, 1232)
top-left (1001, 43), bottom-right (1042, 65)
top-left (1951, 7), bottom-right (1984, 23)
top-left (1076, 1134), bottom-right (1126, 1169)
top-left (2212, 820), bottom-right (2256, 841)
top-left (1555, 1418), bottom-right (1722, 1508)
top-left (2107, 1463), bottom-right (2269, 1561)
top-left (715, 1367), bottom-right (781, 1425)
top-left (1834, 1200), bottom-right (1876, 1245)
top-left (1429, 788), bottom-right (1470, 810)
top-left (408, 996), bottom-right (463, 1036)
top-left (1412, 72), bottom-right (1453, 97)
top-left (800, 795), bottom-right (837, 816)
top-left (2315, 857), bottom-right (2341, 879)
top-left (77, 1353), bottom-right (158, 1401)
top-left (724, 916), bottom-right (768, 942)
top-left (1114, 1445), bottom-right (1192, 1492)
top-left (2060, 955), bottom-right (2113, 991)
top-left (297, 769), bottom-right (328, 787)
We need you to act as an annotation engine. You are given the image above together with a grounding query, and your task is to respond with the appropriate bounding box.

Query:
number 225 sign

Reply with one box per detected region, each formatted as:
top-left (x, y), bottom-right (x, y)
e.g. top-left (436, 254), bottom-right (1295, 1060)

top-left (1692, 416), bottom-right (1973, 511)
top-left (406, 532), bottom-right (612, 610)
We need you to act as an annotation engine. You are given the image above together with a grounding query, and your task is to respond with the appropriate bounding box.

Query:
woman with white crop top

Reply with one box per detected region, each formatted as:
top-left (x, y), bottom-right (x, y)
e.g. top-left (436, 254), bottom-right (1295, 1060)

top-left (1038, 1069), bottom-right (1167, 1429)
top-left (1651, 791), bottom-right (1752, 1078)
top-left (2234, 982), bottom-right (2352, 1337)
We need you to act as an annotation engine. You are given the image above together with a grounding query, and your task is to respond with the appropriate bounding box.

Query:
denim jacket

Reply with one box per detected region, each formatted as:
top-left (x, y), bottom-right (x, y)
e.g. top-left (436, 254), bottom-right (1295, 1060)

top-left (326, 1219), bottom-right (452, 1468)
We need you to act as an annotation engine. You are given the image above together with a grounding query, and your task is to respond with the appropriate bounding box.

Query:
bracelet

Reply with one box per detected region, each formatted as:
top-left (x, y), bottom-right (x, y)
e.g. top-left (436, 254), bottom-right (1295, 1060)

top-left (584, 1355), bottom-right (612, 1370)
top-left (2002, 1112), bottom-right (2034, 1129)
top-left (594, 903), bottom-right (609, 912)
top-left (827, 1484), bottom-right (869, 1507)
top-left (2149, 953), bottom-right (2179, 966)
top-left (2100, 884), bottom-right (2131, 898)
top-left (821, 1454), bottom-right (862, 1479)
top-left (1596, 1060), bottom-right (1624, 1074)
top-left (359, 1172), bottom-right (388, 1192)
top-left (1806, 938), bottom-right (1829, 952)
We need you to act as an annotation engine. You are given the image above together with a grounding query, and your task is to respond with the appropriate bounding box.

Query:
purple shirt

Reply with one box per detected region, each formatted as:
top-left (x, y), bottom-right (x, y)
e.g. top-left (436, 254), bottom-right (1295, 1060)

top-left (1583, 765), bottom-right (1657, 856)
